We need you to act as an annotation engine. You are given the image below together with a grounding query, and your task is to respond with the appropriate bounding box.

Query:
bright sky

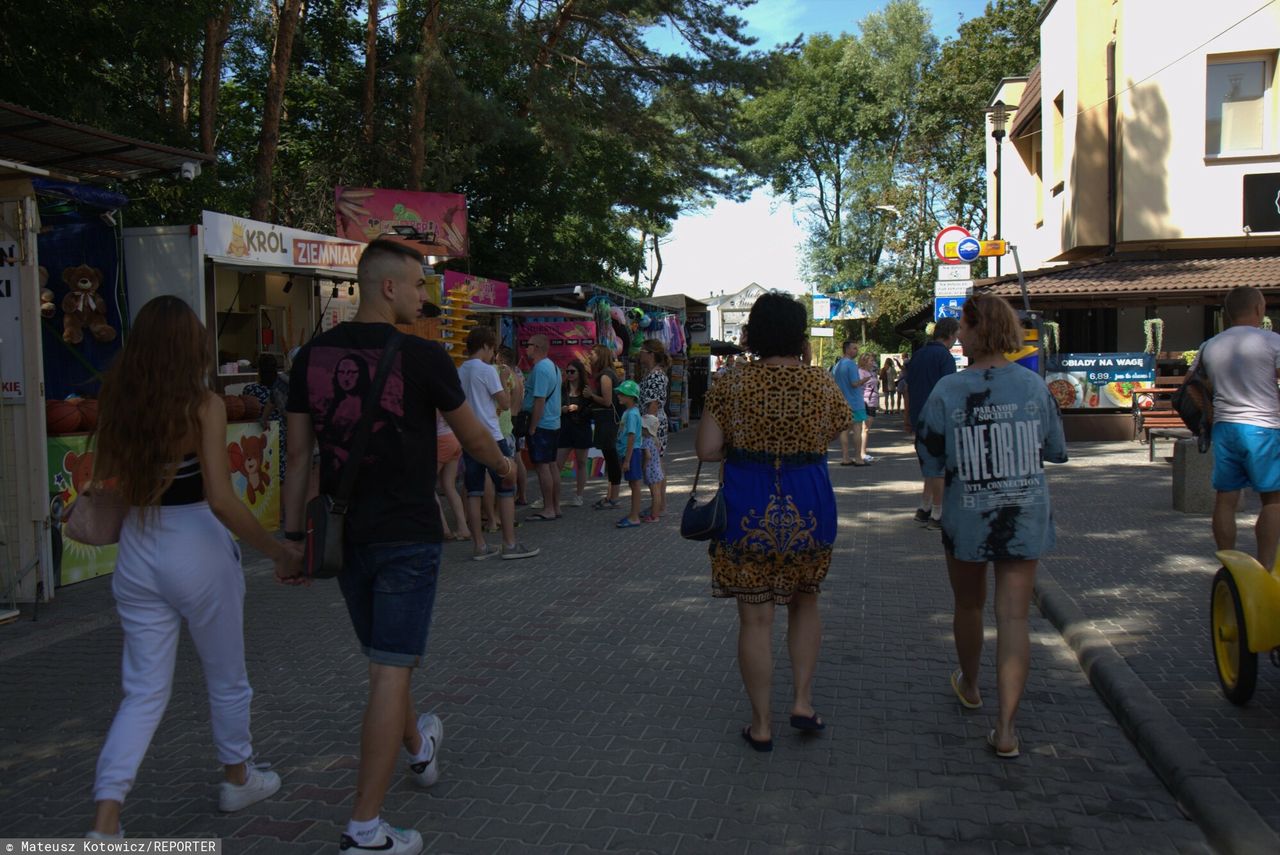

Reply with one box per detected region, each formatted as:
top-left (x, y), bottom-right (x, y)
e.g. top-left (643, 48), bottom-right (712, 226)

top-left (648, 0), bottom-right (990, 301)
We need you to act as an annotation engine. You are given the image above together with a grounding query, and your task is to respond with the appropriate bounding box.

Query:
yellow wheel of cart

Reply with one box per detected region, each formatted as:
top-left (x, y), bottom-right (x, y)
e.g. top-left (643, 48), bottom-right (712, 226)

top-left (1212, 567), bottom-right (1257, 705)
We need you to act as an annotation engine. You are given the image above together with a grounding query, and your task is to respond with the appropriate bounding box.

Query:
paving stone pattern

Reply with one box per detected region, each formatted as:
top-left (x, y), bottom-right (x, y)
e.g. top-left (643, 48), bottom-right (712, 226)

top-left (0, 423), bottom-right (1210, 853)
top-left (1044, 439), bottom-right (1280, 833)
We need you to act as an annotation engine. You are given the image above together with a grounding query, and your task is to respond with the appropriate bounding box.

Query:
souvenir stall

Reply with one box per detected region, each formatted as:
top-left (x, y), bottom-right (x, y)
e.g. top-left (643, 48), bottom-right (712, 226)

top-left (125, 210), bottom-right (362, 392)
top-left (653, 295), bottom-right (710, 424)
top-left (0, 100), bottom-right (212, 604)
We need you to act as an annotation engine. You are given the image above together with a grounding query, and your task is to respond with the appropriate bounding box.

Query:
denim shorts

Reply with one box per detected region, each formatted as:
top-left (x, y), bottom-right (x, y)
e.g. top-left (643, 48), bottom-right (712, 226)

top-left (1212, 422), bottom-right (1280, 493)
top-left (339, 541), bottom-right (441, 667)
top-left (528, 428), bottom-right (560, 463)
top-left (463, 438), bottom-right (515, 498)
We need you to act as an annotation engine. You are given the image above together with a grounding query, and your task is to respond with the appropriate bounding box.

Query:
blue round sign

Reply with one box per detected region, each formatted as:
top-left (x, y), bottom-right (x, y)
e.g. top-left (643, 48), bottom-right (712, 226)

top-left (956, 236), bottom-right (981, 262)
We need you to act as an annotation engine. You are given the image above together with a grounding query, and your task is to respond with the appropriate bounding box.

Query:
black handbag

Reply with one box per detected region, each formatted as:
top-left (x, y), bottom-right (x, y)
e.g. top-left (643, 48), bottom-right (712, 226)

top-left (304, 333), bottom-right (404, 579)
top-left (512, 410), bottom-right (532, 438)
top-left (680, 460), bottom-right (726, 541)
top-left (1172, 356), bottom-right (1213, 453)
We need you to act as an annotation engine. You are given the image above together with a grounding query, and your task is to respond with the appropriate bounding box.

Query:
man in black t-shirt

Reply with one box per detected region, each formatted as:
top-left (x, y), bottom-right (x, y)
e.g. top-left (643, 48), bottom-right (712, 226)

top-left (283, 240), bottom-right (514, 855)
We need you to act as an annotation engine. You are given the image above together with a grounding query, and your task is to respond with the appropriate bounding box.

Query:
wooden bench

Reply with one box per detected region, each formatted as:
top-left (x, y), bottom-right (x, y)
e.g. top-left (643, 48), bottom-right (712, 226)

top-left (1131, 385), bottom-right (1182, 445)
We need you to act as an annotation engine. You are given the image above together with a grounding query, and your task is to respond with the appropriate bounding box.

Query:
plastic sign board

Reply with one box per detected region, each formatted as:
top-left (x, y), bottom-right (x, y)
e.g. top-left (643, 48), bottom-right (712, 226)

top-left (933, 225), bottom-right (971, 264)
top-left (0, 240), bottom-right (22, 400)
top-left (937, 264), bottom-right (971, 281)
top-left (934, 296), bottom-right (966, 321)
top-left (955, 237), bottom-right (981, 262)
top-left (934, 281), bottom-right (973, 298)
top-left (979, 240), bottom-right (1008, 257)
top-left (1053, 352), bottom-right (1155, 384)
top-left (812, 296), bottom-right (831, 320)
top-left (809, 327), bottom-right (834, 338)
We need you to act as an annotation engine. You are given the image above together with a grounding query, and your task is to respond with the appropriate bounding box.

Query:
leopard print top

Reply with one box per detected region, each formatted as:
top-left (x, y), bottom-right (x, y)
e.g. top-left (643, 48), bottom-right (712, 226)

top-left (705, 363), bottom-right (851, 456)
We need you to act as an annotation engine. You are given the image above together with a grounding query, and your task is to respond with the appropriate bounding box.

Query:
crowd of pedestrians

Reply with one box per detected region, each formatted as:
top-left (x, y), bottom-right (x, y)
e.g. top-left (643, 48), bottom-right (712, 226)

top-left (84, 235), bottom-right (1085, 853)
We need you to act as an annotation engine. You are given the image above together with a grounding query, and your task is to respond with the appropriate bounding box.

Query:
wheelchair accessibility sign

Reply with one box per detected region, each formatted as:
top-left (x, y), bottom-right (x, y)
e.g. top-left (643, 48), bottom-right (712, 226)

top-left (934, 295), bottom-right (966, 321)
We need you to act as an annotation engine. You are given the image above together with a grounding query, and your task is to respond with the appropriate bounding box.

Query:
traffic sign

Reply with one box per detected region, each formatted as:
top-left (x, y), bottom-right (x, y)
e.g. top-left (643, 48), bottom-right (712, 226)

top-left (809, 327), bottom-right (834, 338)
top-left (956, 237), bottom-right (981, 262)
top-left (934, 296), bottom-right (966, 321)
top-left (979, 240), bottom-right (1008, 257)
top-left (934, 281), bottom-right (973, 298)
top-left (933, 225), bottom-right (971, 264)
top-left (937, 264), bottom-right (971, 281)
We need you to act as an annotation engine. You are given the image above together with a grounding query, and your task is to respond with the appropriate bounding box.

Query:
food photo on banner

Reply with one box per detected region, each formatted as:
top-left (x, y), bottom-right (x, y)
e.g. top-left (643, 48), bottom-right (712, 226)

top-left (334, 186), bottom-right (468, 259)
top-left (1045, 352), bottom-right (1156, 410)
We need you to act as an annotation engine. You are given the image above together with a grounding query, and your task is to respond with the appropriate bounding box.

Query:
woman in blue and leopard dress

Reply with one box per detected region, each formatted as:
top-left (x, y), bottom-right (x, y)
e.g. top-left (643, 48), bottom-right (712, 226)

top-left (695, 293), bottom-right (851, 753)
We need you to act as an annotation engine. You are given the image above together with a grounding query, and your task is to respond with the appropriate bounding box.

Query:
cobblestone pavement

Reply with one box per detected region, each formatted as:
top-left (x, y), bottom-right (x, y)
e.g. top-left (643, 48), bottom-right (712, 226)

top-left (0, 421), bottom-right (1211, 853)
top-left (1041, 438), bottom-right (1280, 836)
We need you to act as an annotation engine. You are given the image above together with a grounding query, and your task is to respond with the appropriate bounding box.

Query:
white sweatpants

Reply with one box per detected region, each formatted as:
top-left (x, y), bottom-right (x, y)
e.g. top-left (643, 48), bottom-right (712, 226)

top-left (93, 502), bottom-right (253, 803)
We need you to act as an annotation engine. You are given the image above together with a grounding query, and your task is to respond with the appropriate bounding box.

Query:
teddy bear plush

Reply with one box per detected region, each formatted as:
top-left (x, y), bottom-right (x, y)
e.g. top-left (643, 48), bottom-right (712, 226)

top-left (61, 264), bottom-right (117, 345)
top-left (38, 266), bottom-right (55, 319)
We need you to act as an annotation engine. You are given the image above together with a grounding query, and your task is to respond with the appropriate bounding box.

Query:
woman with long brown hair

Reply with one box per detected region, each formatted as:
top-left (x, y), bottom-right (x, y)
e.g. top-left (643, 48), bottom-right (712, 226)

top-left (556, 357), bottom-right (593, 506)
top-left (586, 345), bottom-right (622, 509)
top-left (87, 296), bottom-right (301, 839)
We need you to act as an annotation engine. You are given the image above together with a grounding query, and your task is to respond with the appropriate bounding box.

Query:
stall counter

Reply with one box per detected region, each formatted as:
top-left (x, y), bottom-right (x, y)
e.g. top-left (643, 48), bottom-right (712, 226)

top-left (47, 421), bottom-right (280, 587)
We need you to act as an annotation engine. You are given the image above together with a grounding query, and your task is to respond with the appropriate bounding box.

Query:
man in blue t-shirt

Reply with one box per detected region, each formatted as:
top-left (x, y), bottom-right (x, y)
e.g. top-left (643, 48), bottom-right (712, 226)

top-left (832, 339), bottom-right (871, 465)
top-left (902, 318), bottom-right (959, 526)
top-left (522, 334), bottom-right (562, 520)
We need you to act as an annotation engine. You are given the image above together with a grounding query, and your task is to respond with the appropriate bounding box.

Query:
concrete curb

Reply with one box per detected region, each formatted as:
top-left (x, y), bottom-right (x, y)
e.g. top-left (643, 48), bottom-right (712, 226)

top-left (1036, 567), bottom-right (1280, 855)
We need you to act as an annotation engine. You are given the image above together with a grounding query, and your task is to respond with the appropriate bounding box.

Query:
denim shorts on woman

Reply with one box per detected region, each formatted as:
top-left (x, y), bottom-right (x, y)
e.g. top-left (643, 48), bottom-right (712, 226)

top-left (1212, 421), bottom-right (1280, 493)
top-left (463, 438), bottom-right (515, 497)
top-left (339, 541), bottom-right (441, 667)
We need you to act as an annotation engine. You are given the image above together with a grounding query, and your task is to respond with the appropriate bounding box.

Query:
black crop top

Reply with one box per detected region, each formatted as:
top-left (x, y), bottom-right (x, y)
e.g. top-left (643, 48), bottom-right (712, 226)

top-left (160, 455), bottom-right (205, 506)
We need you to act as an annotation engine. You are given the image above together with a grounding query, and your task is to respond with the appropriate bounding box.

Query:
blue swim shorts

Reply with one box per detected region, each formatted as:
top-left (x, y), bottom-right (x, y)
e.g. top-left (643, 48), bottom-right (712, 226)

top-left (1212, 422), bottom-right (1280, 493)
top-left (851, 407), bottom-right (868, 424)
top-left (623, 448), bottom-right (645, 483)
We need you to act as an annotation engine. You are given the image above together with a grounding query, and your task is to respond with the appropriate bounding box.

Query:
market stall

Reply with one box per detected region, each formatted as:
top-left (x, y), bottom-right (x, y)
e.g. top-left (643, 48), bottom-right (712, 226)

top-left (0, 101), bottom-right (214, 604)
top-left (125, 211), bottom-right (362, 392)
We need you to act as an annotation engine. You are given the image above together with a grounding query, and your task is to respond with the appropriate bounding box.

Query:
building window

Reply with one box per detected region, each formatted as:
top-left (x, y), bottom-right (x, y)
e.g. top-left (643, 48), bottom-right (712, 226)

top-left (1051, 92), bottom-right (1065, 194)
top-left (1206, 55), bottom-right (1273, 156)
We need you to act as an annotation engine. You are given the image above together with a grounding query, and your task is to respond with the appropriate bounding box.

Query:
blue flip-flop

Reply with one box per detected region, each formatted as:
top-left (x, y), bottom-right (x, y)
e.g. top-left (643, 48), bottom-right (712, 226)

top-left (615, 518), bottom-right (642, 528)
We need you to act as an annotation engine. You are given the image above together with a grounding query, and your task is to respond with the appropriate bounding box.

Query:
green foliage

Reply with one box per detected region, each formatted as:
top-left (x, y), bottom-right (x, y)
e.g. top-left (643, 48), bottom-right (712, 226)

top-left (744, 0), bottom-right (1042, 350)
top-left (0, 0), bottom-right (762, 289)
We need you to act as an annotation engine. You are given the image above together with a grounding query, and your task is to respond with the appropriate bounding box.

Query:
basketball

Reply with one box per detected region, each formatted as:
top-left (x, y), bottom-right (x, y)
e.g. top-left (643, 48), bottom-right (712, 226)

top-left (46, 400), bottom-right (83, 434)
top-left (77, 398), bottom-right (99, 431)
top-left (240, 395), bottom-right (263, 419)
top-left (223, 395), bottom-right (246, 421)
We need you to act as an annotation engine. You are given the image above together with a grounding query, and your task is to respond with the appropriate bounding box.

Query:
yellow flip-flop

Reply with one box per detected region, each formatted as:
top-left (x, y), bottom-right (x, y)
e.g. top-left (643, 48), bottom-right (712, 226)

top-left (987, 728), bottom-right (1020, 759)
top-left (950, 669), bottom-right (982, 709)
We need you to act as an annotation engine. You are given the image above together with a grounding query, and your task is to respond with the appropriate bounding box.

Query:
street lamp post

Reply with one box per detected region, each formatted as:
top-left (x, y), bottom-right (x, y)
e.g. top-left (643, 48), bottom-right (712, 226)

top-left (991, 101), bottom-right (1007, 277)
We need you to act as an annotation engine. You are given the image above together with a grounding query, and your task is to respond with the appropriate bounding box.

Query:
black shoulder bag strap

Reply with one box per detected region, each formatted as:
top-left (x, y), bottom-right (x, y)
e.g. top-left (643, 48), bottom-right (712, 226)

top-left (331, 331), bottom-right (404, 514)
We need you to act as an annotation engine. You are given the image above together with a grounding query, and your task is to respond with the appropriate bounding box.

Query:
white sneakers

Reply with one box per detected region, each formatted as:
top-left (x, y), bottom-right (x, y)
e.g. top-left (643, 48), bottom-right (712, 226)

top-left (566, 494), bottom-right (584, 507)
top-left (339, 821), bottom-right (424, 855)
top-left (218, 761), bottom-right (282, 813)
top-left (335, 715), bottom-right (441, 854)
top-left (407, 713), bottom-right (443, 788)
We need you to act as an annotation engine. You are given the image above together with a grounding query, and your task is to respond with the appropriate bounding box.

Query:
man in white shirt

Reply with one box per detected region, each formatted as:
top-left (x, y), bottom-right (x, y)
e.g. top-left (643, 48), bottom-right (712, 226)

top-left (1198, 286), bottom-right (1280, 571)
top-left (458, 327), bottom-right (539, 561)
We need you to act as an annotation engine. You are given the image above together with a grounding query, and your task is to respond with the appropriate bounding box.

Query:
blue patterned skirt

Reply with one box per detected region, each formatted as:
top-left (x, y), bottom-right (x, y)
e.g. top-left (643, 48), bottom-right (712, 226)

top-left (710, 452), bottom-right (837, 604)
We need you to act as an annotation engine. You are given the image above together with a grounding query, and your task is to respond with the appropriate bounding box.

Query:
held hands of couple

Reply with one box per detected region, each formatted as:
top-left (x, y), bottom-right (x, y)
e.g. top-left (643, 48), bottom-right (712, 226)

top-left (273, 539), bottom-right (307, 586)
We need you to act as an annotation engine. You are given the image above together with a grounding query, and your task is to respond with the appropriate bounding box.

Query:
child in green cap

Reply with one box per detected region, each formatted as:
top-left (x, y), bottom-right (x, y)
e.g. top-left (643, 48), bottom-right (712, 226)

top-left (614, 380), bottom-right (645, 527)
